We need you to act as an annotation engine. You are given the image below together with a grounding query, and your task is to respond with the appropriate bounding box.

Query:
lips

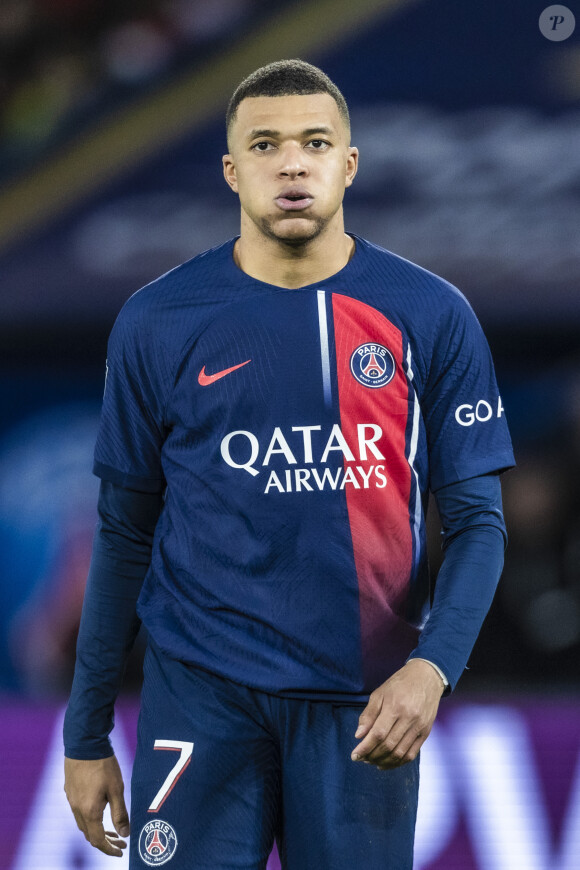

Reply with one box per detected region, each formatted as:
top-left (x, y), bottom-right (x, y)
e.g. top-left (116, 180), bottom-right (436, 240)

top-left (275, 188), bottom-right (314, 211)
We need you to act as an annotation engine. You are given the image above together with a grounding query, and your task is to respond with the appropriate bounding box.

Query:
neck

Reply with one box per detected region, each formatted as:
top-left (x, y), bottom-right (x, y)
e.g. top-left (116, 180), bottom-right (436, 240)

top-left (233, 217), bottom-right (354, 288)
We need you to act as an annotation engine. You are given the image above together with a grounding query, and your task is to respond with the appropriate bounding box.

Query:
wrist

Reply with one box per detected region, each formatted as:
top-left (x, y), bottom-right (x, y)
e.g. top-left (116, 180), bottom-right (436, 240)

top-left (406, 657), bottom-right (449, 694)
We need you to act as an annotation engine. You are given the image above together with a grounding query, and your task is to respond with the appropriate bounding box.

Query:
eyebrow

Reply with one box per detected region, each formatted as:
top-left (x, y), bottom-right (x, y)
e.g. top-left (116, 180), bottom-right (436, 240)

top-left (302, 126), bottom-right (334, 137)
top-left (247, 128), bottom-right (280, 140)
top-left (247, 126), bottom-right (335, 141)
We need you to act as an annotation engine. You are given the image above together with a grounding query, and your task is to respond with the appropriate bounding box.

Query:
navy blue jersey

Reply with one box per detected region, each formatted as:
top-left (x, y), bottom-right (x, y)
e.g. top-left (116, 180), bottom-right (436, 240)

top-left (94, 235), bottom-right (514, 697)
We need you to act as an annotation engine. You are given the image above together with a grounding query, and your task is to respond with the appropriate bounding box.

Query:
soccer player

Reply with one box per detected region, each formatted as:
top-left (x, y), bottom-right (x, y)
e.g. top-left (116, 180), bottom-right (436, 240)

top-left (64, 59), bottom-right (514, 868)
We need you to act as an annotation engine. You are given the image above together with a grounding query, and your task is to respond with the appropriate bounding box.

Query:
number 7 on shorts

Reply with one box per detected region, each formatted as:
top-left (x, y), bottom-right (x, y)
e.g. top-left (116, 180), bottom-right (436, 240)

top-left (148, 740), bottom-right (194, 812)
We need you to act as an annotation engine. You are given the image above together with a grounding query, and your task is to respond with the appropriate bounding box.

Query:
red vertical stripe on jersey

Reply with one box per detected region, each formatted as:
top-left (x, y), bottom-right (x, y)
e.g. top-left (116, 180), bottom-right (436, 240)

top-left (332, 293), bottom-right (418, 687)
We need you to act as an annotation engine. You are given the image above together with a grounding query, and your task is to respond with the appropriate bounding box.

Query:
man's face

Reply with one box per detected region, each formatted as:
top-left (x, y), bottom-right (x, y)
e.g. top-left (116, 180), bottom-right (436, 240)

top-left (223, 93), bottom-right (358, 246)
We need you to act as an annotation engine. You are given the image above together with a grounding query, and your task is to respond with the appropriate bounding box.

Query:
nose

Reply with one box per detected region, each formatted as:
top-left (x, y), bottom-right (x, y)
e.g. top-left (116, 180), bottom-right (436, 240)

top-left (277, 143), bottom-right (308, 178)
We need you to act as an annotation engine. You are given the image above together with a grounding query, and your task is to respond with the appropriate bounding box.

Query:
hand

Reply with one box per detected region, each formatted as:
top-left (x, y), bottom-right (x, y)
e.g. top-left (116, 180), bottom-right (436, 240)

top-left (351, 658), bottom-right (445, 770)
top-left (64, 755), bottom-right (130, 856)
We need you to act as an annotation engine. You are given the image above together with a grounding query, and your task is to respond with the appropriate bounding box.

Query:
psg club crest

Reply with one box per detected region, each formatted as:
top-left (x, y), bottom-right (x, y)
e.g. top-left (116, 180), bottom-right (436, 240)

top-left (138, 819), bottom-right (178, 866)
top-left (350, 343), bottom-right (396, 389)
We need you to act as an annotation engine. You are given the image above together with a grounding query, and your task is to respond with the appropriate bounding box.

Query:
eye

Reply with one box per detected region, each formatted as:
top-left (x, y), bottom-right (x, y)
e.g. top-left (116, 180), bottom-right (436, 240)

top-left (307, 139), bottom-right (330, 151)
top-left (252, 141), bottom-right (275, 152)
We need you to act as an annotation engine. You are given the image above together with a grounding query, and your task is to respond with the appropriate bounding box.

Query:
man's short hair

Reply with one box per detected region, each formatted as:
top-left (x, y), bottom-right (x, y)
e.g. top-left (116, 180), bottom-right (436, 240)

top-left (226, 59), bottom-right (350, 146)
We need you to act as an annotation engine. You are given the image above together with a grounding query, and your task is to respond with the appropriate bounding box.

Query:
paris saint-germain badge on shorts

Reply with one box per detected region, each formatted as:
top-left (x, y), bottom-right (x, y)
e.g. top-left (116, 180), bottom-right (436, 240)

top-left (138, 819), bottom-right (178, 866)
top-left (350, 343), bottom-right (396, 388)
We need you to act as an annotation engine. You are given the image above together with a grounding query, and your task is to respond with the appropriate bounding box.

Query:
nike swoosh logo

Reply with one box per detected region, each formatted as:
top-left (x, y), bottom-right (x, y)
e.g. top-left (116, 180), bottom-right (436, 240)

top-left (198, 359), bottom-right (251, 386)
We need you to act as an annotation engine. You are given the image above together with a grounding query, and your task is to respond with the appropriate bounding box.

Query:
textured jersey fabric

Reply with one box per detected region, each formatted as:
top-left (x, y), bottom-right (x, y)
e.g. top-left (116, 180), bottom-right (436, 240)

top-left (93, 234), bottom-right (514, 697)
top-left (64, 481), bottom-right (162, 758)
top-left (63, 476), bottom-right (506, 759)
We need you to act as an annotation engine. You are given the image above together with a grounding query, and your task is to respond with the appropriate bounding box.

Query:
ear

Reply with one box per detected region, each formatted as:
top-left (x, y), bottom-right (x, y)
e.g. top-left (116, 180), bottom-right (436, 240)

top-left (345, 146), bottom-right (359, 188)
top-left (223, 154), bottom-right (238, 193)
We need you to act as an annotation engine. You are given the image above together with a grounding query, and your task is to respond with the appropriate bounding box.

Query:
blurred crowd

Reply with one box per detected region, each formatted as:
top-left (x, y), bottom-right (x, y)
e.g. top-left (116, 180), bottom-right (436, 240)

top-left (490, 379), bottom-right (580, 689)
top-left (0, 0), bottom-right (262, 183)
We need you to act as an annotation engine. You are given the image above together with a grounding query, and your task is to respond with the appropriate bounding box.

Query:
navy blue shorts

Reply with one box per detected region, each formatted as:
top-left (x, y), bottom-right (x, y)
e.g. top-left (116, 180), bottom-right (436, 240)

top-left (130, 642), bottom-right (419, 869)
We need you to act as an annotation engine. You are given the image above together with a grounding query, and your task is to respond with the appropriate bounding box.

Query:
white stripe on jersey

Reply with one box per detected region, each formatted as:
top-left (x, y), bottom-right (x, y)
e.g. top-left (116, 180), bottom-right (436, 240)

top-left (406, 344), bottom-right (422, 580)
top-left (317, 290), bottom-right (332, 408)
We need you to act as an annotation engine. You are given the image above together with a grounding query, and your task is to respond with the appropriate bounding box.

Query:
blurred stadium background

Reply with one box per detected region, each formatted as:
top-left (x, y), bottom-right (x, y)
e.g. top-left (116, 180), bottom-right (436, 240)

top-left (1, 1), bottom-right (579, 867)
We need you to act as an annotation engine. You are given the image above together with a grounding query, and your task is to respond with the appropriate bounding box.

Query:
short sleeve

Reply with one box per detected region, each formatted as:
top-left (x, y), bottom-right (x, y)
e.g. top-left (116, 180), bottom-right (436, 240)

top-left (421, 296), bottom-right (515, 492)
top-left (93, 297), bottom-right (167, 493)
